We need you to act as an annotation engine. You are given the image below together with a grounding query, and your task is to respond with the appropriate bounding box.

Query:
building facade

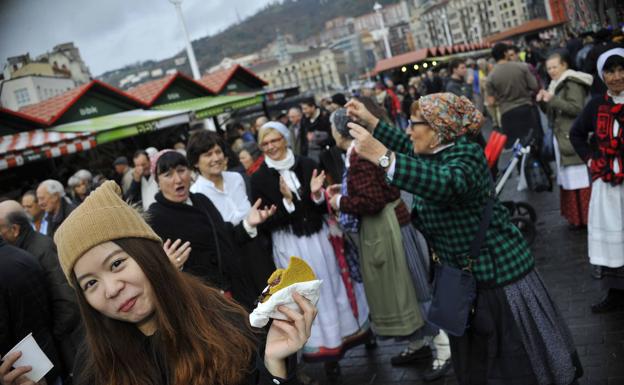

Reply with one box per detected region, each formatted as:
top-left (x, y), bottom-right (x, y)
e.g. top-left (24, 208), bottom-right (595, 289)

top-left (415, 0), bottom-right (548, 47)
top-left (251, 48), bottom-right (347, 94)
top-left (0, 75), bottom-right (76, 110)
top-left (3, 42), bottom-right (91, 86)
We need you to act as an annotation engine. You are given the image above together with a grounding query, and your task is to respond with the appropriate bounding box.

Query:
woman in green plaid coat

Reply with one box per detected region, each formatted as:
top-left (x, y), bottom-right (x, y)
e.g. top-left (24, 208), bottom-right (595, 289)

top-left (346, 93), bottom-right (582, 385)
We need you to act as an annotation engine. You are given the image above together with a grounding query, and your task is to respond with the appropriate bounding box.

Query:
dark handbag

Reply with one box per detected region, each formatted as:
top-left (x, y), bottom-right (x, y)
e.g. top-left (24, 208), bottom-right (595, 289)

top-left (427, 189), bottom-right (495, 337)
top-left (541, 124), bottom-right (555, 163)
top-left (524, 150), bottom-right (552, 192)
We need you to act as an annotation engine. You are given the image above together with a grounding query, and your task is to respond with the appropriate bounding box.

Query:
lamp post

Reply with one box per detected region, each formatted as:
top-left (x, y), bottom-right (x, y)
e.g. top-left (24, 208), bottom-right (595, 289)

top-left (373, 2), bottom-right (392, 59)
top-left (169, 0), bottom-right (201, 80)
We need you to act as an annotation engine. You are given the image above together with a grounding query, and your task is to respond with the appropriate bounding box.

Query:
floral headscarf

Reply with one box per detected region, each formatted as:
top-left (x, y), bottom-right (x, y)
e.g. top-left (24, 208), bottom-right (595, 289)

top-left (418, 93), bottom-right (484, 144)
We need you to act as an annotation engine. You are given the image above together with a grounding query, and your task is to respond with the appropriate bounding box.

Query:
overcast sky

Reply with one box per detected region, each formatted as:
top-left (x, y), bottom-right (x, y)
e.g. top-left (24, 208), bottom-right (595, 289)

top-left (0, 0), bottom-right (276, 77)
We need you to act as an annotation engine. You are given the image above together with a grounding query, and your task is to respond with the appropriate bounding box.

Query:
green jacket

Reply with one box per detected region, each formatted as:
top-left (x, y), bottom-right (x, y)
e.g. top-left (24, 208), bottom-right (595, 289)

top-left (539, 72), bottom-right (592, 166)
top-left (374, 121), bottom-right (534, 287)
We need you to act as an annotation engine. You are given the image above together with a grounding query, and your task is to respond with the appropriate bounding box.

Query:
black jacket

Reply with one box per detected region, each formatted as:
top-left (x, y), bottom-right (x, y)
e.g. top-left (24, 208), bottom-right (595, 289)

top-left (147, 192), bottom-right (257, 309)
top-left (15, 226), bottom-right (82, 374)
top-left (0, 239), bottom-right (61, 382)
top-left (250, 156), bottom-right (326, 237)
top-left (46, 198), bottom-right (76, 238)
top-left (301, 109), bottom-right (334, 151)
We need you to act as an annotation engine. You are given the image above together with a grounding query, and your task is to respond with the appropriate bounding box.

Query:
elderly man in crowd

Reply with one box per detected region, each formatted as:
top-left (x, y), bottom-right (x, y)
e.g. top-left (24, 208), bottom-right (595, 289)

top-left (113, 156), bottom-right (134, 194)
top-left (287, 106), bottom-right (305, 156)
top-left (36, 179), bottom-right (76, 238)
top-left (21, 190), bottom-right (47, 234)
top-left (0, 200), bottom-right (82, 379)
top-left (0, 236), bottom-right (63, 384)
top-left (124, 149), bottom-right (159, 211)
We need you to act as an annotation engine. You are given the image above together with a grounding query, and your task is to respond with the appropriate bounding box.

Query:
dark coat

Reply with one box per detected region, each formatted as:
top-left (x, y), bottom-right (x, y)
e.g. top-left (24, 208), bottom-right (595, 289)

top-left (301, 109), bottom-right (334, 151)
top-left (250, 156), bottom-right (326, 237)
top-left (15, 226), bottom-right (82, 374)
top-left (319, 145), bottom-right (345, 185)
top-left (0, 239), bottom-right (62, 382)
top-left (46, 197), bottom-right (76, 238)
top-left (147, 192), bottom-right (257, 309)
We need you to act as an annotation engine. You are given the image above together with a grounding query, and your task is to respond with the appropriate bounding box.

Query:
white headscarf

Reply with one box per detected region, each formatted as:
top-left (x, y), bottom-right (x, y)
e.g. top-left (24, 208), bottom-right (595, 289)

top-left (597, 48), bottom-right (624, 81)
top-left (260, 121), bottom-right (291, 147)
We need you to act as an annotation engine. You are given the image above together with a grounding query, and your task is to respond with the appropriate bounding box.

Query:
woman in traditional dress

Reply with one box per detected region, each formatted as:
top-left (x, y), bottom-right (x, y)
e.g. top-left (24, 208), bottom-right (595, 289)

top-left (570, 48), bottom-right (624, 313)
top-left (327, 107), bottom-right (451, 380)
top-left (537, 51), bottom-right (593, 228)
top-left (249, 121), bottom-right (369, 380)
top-left (347, 93), bottom-right (582, 385)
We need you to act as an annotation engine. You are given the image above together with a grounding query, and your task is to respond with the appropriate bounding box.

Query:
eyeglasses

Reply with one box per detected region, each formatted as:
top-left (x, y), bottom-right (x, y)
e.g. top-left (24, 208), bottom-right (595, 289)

top-left (408, 119), bottom-right (429, 127)
top-left (260, 137), bottom-right (283, 149)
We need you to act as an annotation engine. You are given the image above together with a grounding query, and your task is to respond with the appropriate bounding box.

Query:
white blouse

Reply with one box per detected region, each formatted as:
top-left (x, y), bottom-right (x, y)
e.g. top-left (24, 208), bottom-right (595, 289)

top-left (190, 171), bottom-right (251, 225)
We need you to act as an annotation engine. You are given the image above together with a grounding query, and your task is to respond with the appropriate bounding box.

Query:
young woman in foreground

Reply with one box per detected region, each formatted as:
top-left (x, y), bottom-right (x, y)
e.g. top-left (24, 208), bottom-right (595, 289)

top-left (0, 181), bottom-right (316, 385)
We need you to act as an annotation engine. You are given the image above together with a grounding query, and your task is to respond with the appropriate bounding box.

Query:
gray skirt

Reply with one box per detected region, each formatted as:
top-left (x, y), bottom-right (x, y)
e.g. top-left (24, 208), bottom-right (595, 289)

top-left (503, 270), bottom-right (581, 385)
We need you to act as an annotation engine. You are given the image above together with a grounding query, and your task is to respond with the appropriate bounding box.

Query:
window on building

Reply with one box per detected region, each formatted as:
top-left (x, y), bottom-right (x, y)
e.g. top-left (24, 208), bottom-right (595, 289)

top-left (14, 88), bottom-right (30, 106)
top-left (512, 9), bottom-right (516, 16)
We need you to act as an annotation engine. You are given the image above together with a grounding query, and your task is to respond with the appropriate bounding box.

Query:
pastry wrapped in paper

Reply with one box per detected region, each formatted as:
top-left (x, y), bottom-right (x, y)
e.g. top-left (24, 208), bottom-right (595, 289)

top-left (249, 257), bottom-right (322, 328)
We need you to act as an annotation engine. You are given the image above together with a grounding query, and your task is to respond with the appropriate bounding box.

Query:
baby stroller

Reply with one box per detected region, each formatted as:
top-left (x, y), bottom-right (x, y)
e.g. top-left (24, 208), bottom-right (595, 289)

top-left (484, 131), bottom-right (537, 245)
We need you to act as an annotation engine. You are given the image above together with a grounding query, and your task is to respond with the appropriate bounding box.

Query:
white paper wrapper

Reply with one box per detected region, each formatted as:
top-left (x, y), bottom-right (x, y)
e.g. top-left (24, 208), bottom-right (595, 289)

top-left (249, 280), bottom-right (322, 328)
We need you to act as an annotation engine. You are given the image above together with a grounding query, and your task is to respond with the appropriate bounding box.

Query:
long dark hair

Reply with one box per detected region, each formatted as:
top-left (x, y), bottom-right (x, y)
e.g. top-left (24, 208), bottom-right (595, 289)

top-left (72, 237), bottom-right (256, 385)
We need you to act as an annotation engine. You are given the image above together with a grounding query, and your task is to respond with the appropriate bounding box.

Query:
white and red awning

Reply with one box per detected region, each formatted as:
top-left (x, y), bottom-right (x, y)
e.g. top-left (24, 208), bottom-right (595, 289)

top-left (0, 129), bottom-right (96, 171)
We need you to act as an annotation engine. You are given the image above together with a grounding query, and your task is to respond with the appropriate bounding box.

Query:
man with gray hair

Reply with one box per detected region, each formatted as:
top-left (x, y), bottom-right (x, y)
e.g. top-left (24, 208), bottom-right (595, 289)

top-left (36, 179), bottom-right (76, 238)
top-left (0, 200), bottom-right (81, 380)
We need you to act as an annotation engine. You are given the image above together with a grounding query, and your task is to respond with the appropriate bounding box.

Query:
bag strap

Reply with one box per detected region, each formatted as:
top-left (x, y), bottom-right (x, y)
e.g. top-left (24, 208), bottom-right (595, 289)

top-left (468, 185), bottom-right (496, 260)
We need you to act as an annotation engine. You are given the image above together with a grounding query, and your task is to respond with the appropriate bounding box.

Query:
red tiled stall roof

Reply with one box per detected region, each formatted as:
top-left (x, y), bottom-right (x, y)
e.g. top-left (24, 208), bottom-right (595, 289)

top-left (373, 48), bottom-right (429, 74)
top-left (486, 18), bottom-right (568, 43)
top-left (126, 71), bottom-right (215, 106)
top-left (199, 64), bottom-right (267, 94)
top-left (19, 80), bottom-right (146, 125)
top-left (0, 107), bottom-right (48, 127)
top-left (126, 74), bottom-right (177, 105)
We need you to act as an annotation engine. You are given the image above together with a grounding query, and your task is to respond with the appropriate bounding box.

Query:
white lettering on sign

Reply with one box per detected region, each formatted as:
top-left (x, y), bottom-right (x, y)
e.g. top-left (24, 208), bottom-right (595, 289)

top-left (167, 92), bottom-right (181, 100)
top-left (79, 106), bottom-right (98, 116)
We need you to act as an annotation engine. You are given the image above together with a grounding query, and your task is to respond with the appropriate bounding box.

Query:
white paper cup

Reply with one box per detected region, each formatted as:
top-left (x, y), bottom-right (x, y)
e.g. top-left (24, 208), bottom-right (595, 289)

top-left (2, 333), bottom-right (53, 382)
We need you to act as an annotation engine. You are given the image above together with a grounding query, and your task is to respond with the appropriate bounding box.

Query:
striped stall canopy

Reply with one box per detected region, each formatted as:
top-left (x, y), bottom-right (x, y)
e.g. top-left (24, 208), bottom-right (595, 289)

top-left (0, 129), bottom-right (96, 171)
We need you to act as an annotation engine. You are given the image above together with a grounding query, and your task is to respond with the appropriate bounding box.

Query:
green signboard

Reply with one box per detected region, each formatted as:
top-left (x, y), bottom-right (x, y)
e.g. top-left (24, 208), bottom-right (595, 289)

top-left (52, 110), bottom-right (190, 144)
top-left (155, 94), bottom-right (263, 119)
top-left (58, 92), bottom-right (140, 124)
top-left (153, 78), bottom-right (212, 106)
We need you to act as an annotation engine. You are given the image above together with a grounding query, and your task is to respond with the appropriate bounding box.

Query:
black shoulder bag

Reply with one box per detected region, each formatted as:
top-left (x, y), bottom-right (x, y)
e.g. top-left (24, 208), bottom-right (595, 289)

top-left (426, 188), bottom-right (495, 337)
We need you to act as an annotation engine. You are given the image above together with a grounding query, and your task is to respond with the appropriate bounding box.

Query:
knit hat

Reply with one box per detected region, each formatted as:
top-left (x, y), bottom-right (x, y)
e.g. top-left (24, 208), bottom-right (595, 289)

top-left (54, 180), bottom-right (162, 285)
top-left (418, 92), bottom-right (484, 144)
top-left (150, 149), bottom-right (175, 177)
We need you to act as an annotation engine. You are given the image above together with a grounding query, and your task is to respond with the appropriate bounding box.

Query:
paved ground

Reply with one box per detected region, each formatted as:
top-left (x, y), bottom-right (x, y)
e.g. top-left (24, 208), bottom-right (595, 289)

top-left (301, 167), bottom-right (624, 385)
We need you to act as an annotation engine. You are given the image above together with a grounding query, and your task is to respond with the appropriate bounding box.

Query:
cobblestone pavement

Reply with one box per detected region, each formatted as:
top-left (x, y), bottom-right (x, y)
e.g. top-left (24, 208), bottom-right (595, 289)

top-left (301, 170), bottom-right (624, 385)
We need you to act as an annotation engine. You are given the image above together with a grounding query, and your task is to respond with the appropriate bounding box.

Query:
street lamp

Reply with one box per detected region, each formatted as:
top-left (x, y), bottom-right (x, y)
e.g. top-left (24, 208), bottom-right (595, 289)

top-left (373, 2), bottom-right (392, 59)
top-left (169, 0), bottom-right (201, 80)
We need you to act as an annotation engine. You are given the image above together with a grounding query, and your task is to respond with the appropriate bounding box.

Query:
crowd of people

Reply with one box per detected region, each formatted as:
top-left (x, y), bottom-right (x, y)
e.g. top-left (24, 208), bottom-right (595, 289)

top-left (0, 27), bottom-right (623, 385)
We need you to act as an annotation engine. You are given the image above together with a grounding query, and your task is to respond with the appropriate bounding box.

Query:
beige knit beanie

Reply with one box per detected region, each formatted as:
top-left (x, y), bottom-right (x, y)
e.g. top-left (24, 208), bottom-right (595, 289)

top-left (54, 180), bottom-right (162, 285)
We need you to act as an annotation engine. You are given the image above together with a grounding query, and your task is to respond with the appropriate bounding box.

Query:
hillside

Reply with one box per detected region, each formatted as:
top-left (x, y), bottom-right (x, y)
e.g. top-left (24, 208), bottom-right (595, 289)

top-left (98, 0), bottom-right (398, 87)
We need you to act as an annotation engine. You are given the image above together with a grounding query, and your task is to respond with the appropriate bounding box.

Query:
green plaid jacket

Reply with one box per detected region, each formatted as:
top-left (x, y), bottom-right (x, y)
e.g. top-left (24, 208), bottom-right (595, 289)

top-left (374, 121), bottom-right (534, 287)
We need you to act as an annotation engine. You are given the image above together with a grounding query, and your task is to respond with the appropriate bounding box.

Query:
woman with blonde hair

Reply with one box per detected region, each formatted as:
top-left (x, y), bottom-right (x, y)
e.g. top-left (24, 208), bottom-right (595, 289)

top-left (250, 121), bottom-right (370, 380)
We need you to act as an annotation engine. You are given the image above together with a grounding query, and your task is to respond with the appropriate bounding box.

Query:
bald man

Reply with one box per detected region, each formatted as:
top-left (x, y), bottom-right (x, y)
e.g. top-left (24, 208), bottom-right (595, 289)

top-left (0, 200), bottom-right (81, 378)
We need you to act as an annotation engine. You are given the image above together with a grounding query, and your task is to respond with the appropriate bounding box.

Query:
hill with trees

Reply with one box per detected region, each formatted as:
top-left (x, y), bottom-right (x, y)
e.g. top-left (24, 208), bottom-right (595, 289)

top-left (98, 0), bottom-right (398, 87)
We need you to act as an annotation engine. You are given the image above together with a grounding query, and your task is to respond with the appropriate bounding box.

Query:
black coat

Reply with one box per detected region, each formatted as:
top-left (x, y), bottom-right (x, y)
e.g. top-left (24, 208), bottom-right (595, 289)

top-left (46, 198), bottom-right (76, 238)
top-left (301, 109), bottom-right (334, 151)
top-left (15, 226), bottom-right (82, 375)
top-left (0, 239), bottom-right (61, 382)
top-left (250, 156), bottom-right (326, 237)
top-left (147, 192), bottom-right (257, 309)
